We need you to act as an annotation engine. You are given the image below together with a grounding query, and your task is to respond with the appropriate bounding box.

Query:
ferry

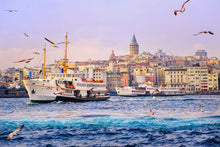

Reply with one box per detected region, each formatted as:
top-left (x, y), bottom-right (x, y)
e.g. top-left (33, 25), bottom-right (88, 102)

top-left (144, 85), bottom-right (185, 96)
top-left (115, 87), bottom-right (147, 97)
top-left (23, 33), bottom-right (110, 103)
top-left (158, 87), bottom-right (186, 96)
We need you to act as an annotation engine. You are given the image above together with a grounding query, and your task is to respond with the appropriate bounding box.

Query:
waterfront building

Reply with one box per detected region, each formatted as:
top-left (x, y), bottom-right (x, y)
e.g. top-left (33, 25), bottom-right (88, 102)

top-left (106, 72), bottom-right (121, 90)
top-left (164, 67), bottom-right (188, 88)
top-left (187, 65), bottom-right (209, 92)
top-left (120, 72), bottom-right (130, 87)
top-left (133, 66), bottom-right (148, 85)
top-left (208, 71), bottom-right (218, 90)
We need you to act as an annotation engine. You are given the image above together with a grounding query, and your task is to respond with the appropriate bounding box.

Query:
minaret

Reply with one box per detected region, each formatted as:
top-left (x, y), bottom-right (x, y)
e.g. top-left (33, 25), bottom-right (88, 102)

top-left (129, 34), bottom-right (139, 56)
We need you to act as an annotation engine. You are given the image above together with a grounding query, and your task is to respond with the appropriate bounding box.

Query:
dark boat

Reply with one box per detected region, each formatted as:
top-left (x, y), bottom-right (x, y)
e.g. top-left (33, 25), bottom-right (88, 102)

top-left (55, 93), bottom-right (110, 102)
top-left (0, 86), bottom-right (28, 98)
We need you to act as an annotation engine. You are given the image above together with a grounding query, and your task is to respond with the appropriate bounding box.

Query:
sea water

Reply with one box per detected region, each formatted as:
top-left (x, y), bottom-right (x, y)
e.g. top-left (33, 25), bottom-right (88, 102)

top-left (0, 95), bottom-right (219, 146)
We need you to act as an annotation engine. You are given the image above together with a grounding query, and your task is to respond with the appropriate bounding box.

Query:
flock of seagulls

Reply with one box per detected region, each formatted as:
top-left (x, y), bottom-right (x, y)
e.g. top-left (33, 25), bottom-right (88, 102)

top-left (14, 35), bottom-right (66, 64)
top-left (149, 105), bottom-right (204, 117)
top-left (174, 0), bottom-right (214, 36)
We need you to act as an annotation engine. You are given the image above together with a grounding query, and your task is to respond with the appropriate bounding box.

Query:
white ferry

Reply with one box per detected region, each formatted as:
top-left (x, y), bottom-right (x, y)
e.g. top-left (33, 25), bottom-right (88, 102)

top-left (115, 87), bottom-right (146, 97)
top-left (141, 84), bottom-right (186, 96)
top-left (158, 87), bottom-right (186, 96)
top-left (23, 33), bottom-right (109, 103)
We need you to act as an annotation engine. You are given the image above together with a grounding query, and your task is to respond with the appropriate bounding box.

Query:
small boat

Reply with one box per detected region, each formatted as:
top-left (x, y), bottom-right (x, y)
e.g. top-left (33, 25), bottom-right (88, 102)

top-left (0, 86), bottom-right (28, 98)
top-left (115, 87), bottom-right (147, 97)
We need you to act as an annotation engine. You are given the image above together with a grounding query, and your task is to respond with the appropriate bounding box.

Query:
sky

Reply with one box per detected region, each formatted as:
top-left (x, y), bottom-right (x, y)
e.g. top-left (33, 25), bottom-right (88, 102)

top-left (0, 0), bottom-right (220, 70)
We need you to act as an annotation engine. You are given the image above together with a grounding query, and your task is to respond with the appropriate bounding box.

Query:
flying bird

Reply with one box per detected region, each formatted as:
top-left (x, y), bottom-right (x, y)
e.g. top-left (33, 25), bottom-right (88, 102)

top-left (174, 0), bottom-right (190, 16)
top-left (24, 33), bottom-right (29, 37)
top-left (7, 124), bottom-right (24, 140)
top-left (199, 105), bottom-right (204, 112)
top-left (44, 37), bottom-right (65, 48)
top-left (6, 10), bottom-right (17, 13)
top-left (14, 58), bottom-right (34, 63)
top-left (149, 108), bottom-right (154, 116)
top-left (53, 82), bottom-right (65, 95)
top-left (194, 31), bottom-right (214, 36)
top-left (33, 51), bottom-right (40, 55)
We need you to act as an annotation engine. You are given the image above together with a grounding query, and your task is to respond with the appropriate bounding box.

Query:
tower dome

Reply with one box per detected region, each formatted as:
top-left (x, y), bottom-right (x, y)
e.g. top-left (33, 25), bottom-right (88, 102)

top-left (109, 50), bottom-right (116, 62)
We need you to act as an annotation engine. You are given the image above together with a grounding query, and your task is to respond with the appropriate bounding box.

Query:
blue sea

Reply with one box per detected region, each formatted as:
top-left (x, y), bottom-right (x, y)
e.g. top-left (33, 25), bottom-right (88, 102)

top-left (0, 95), bottom-right (220, 146)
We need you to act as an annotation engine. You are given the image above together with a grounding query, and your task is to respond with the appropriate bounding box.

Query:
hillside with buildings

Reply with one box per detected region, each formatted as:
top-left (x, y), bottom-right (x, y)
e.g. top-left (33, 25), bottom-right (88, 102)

top-left (1, 35), bottom-right (220, 94)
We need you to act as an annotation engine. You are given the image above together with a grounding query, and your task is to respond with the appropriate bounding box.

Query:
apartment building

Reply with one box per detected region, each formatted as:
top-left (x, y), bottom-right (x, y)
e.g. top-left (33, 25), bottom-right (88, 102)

top-left (187, 66), bottom-right (208, 91)
top-left (164, 67), bottom-right (187, 88)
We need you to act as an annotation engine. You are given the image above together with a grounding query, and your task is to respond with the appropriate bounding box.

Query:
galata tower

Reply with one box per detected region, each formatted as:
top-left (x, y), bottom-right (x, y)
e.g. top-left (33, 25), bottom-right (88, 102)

top-left (129, 34), bottom-right (139, 56)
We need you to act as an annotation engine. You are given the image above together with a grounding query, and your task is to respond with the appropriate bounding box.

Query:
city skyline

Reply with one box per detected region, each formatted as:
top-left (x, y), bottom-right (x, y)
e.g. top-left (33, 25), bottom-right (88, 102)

top-left (0, 0), bottom-right (220, 70)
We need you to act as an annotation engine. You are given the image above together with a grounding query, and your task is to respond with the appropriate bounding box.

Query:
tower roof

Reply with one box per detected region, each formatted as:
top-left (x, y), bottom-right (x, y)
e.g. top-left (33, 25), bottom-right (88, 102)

top-left (131, 34), bottom-right (137, 44)
top-left (130, 34), bottom-right (139, 46)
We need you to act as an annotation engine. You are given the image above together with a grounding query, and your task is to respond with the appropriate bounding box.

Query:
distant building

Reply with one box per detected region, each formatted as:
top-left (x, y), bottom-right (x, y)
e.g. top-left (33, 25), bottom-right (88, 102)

top-left (156, 49), bottom-right (166, 58)
top-left (195, 50), bottom-right (207, 60)
top-left (129, 34), bottom-right (139, 56)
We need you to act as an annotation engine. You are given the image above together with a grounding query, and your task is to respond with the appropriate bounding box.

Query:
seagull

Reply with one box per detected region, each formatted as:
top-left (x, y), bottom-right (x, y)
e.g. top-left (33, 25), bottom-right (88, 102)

top-left (24, 33), bottom-right (29, 37)
top-left (174, 0), bottom-right (190, 16)
top-left (194, 31), bottom-right (214, 36)
top-left (53, 82), bottom-right (65, 95)
top-left (181, 110), bottom-right (186, 115)
top-left (199, 105), bottom-right (204, 112)
top-left (170, 109), bottom-right (175, 116)
top-left (149, 108), bottom-right (154, 116)
top-left (7, 124), bottom-right (24, 140)
top-left (44, 37), bottom-right (65, 48)
top-left (152, 96), bottom-right (157, 100)
top-left (33, 51), bottom-right (40, 55)
top-left (14, 58), bottom-right (34, 63)
top-left (6, 10), bottom-right (17, 13)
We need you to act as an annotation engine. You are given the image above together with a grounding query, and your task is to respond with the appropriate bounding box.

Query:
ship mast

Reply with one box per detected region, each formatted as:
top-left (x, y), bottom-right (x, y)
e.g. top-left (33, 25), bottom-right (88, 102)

top-left (43, 45), bottom-right (46, 79)
top-left (63, 32), bottom-right (68, 74)
top-left (160, 68), bottom-right (163, 87)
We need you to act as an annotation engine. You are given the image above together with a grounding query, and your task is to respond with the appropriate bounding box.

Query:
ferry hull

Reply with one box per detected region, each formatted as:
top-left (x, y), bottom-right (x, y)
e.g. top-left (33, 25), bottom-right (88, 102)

top-left (55, 94), bottom-right (110, 102)
top-left (23, 80), bottom-right (57, 103)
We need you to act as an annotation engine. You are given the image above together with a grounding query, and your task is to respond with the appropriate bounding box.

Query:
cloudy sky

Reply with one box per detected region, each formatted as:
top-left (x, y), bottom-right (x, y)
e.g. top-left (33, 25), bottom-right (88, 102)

top-left (0, 0), bottom-right (219, 70)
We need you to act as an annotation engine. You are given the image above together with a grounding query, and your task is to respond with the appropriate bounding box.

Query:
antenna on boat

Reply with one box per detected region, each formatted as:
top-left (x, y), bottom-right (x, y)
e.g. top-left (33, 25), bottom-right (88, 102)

top-left (43, 44), bottom-right (46, 79)
top-left (63, 32), bottom-right (68, 74)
